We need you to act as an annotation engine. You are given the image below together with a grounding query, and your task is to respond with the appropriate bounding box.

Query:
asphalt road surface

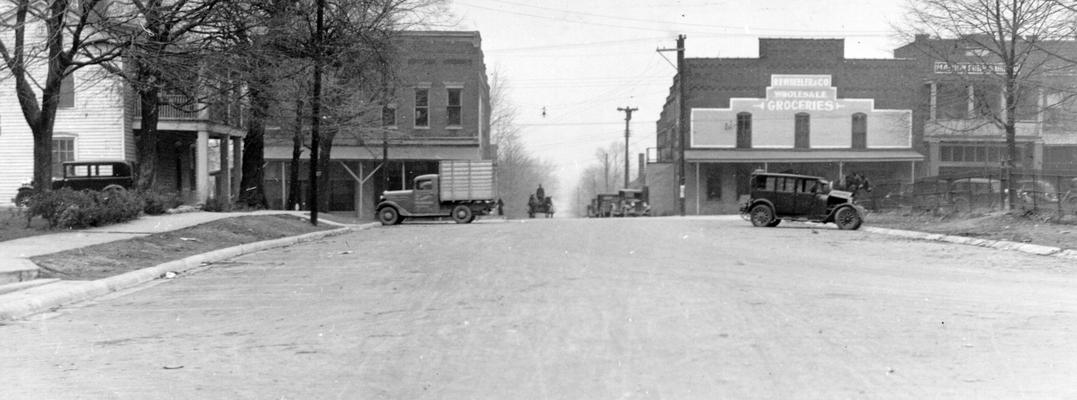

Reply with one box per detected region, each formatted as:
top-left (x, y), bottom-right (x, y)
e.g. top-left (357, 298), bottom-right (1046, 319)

top-left (3, 216), bottom-right (1077, 399)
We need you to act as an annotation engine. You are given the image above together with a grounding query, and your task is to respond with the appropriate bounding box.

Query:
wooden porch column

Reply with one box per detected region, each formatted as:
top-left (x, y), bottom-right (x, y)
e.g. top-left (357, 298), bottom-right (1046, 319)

top-left (232, 137), bottom-right (243, 199)
top-left (219, 136), bottom-right (231, 203)
top-left (196, 131), bottom-right (209, 204)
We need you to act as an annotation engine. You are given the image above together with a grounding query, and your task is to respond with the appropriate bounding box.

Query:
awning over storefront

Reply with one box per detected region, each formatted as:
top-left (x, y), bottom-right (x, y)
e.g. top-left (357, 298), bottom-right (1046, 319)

top-left (684, 149), bottom-right (925, 163)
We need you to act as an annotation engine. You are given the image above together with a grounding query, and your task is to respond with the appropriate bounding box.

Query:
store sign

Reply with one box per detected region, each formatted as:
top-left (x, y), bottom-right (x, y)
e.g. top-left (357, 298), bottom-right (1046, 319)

top-left (757, 74), bottom-right (841, 112)
top-left (690, 74), bottom-right (913, 149)
top-left (933, 62), bottom-right (1006, 75)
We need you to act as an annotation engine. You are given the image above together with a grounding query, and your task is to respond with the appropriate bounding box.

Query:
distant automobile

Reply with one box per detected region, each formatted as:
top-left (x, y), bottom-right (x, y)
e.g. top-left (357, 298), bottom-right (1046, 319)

top-left (14, 160), bottom-right (135, 206)
top-left (739, 171), bottom-right (864, 230)
top-left (1016, 179), bottom-right (1059, 204)
top-left (52, 160), bottom-right (135, 192)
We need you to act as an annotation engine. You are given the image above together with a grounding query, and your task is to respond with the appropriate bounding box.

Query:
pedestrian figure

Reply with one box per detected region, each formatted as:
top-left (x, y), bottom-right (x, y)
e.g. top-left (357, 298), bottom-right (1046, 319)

top-left (496, 198), bottom-right (504, 216)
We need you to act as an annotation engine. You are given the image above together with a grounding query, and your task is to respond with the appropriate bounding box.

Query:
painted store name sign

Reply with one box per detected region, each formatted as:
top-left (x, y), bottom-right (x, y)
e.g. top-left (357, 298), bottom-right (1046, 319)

top-left (933, 61), bottom-right (1006, 75)
top-left (758, 74), bottom-right (841, 112)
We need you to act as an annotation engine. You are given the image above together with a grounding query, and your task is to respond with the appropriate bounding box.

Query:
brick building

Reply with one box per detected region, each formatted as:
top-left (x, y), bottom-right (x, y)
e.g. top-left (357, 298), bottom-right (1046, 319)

top-left (650, 38), bottom-right (925, 215)
top-left (263, 31), bottom-right (491, 215)
top-left (894, 34), bottom-right (1077, 176)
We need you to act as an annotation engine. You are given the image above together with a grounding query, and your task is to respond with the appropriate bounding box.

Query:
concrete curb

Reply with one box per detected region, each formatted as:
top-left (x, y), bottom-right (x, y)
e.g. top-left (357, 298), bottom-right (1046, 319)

top-left (0, 223), bottom-right (377, 321)
top-left (863, 226), bottom-right (1070, 259)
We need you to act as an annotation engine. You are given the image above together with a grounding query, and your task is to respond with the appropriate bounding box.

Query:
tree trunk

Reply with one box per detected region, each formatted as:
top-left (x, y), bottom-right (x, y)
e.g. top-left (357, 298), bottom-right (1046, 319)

top-left (287, 97), bottom-right (304, 210)
top-left (136, 86), bottom-right (160, 192)
top-left (1005, 72), bottom-right (1019, 209)
top-left (317, 138), bottom-right (334, 213)
top-left (32, 124), bottom-right (54, 191)
top-left (239, 83), bottom-right (270, 208)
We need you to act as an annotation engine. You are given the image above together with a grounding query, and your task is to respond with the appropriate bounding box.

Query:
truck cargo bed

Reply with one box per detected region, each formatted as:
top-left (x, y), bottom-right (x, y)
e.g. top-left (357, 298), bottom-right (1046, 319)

top-left (439, 160), bottom-right (496, 201)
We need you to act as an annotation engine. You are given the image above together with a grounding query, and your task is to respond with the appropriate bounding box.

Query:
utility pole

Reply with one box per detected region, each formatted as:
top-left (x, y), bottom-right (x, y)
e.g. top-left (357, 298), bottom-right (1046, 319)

top-left (617, 106), bottom-right (637, 189)
top-left (604, 152), bottom-right (610, 192)
top-left (675, 35), bottom-right (687, 216)
top-left (308, 0), bottom-right (325, 226)
top-left (658, 35), bottom-right (686, 216)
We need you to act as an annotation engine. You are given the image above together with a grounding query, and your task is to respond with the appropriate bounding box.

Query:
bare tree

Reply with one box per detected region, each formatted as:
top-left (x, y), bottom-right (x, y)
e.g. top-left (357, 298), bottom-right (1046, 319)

top-left (490, 70), bottom-right (558, 218)
top-left (0, 0), bottom-right (126, 191)
top-left (93, 0), bottom-right (231, 191)
top-left (593, 141), bottom-right (626, 193)
top-left (899, 0), bottom-right (1077, 207)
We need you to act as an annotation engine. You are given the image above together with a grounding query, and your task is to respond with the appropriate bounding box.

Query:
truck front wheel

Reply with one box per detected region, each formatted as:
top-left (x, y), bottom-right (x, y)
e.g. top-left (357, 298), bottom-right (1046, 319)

top-left (378, 207), bottom-right (401, 226)
top-left (452, 205), bottom-right (473, 224)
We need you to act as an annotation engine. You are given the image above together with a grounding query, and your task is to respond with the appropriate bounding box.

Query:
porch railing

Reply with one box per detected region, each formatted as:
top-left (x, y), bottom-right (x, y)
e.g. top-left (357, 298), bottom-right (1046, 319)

top-left (134, 94), bottom-right (244, 127)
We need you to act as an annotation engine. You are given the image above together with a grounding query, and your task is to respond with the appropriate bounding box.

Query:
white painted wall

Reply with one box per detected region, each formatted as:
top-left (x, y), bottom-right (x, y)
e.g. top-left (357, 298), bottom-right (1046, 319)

top-left (0, 22), bottom-right (127, 206)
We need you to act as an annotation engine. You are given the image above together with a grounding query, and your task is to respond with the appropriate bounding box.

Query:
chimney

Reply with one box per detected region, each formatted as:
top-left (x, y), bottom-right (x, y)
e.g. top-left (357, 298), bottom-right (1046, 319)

top-left (914, 33), bottom-right (930, 42)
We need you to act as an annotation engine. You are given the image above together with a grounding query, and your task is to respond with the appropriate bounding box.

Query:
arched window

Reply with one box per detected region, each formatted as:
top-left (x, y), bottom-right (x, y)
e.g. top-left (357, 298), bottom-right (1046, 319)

top-left (851, 113), bottom-right (867, 149)
top-left (794, 113), bottom-right (810, 149)
top-left (736, 112), bottom-right (752, 148)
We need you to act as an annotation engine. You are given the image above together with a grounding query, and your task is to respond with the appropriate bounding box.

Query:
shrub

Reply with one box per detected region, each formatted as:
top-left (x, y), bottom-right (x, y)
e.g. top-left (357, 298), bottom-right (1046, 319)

top-left (26, 188), bottom-right (143, 229)
top-left (140, 191), bottom-right (183, 215)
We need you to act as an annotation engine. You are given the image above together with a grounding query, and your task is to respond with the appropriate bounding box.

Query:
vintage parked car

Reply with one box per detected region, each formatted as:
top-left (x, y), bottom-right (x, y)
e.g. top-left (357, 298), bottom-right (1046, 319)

top-left (910, 176), bottom-right (1003, 211)
top-left (739, 171), bottom-right (864, 230)
top-left (1016, 179), bottom-right (1059, 205)
top-left (14, 160), bottom-right (135, 206)
top-left (589, 193), bottom-right (620, 218)
top-left (616, 188), bottom-right (650, 217)
top-left (52, 160), bottom-right (135, 192)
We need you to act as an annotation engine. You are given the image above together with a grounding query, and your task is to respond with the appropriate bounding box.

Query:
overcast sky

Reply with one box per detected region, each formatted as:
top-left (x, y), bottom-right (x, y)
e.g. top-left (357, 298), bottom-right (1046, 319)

top-left (450, 0), bottom-right (910, 210)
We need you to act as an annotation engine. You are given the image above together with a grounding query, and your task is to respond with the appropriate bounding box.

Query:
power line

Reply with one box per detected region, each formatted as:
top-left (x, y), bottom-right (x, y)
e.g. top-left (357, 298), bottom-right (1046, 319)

top-left (485, 0), bottom-right (894, 34)
top-left (460, 0), bottom-right (895, 37)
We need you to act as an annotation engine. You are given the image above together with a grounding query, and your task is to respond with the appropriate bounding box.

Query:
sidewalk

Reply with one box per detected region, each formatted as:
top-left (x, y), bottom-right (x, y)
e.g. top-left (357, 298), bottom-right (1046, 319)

top-left (0, 210), bottom-right (372, 320)
top-left (0, 210), bottom-right (351, 285)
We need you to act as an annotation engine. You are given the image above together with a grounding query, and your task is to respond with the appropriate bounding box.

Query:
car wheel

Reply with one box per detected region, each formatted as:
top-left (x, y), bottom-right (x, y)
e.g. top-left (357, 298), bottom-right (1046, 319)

top-left (835, 206), bottom-right (863, 230)
top-left (766, 219), bottom-right (781, 227)
top-left (378, 207), bottom-right (400, 226)
top-left (14, 187), bottom-right (34, 207)
top-left (749, 204), bottom-right (774, 227)
top-left (452, 205), bottom-right (473, 224)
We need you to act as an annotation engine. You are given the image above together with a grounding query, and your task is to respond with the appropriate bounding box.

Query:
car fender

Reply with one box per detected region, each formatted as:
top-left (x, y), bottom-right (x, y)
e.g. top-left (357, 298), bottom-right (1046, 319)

top-left (825, 203), bottom-right (864, 223)
top-left (743, 198), bottom-right (776, 214)
top-left (376, 200), bottom-right (414, 217)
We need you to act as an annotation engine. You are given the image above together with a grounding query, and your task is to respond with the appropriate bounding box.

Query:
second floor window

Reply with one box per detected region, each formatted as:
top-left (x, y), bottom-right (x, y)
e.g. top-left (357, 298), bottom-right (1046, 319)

top-left (59, 74), bottom-right (75, 108)
top-left (52, 137), bottom-right (75, 177)
top-left (447, 88), bottom-right (462, 127)
top-left (736, 112), bottom-right (752, 148)
top-left (851, 113), bottom-right (867, 149)
top-left (382, 105), bottom-right (396, 127)
top-left (794, 113), bottom-right (810, 149)
top-left (414, 88), bottom-right (429, 128)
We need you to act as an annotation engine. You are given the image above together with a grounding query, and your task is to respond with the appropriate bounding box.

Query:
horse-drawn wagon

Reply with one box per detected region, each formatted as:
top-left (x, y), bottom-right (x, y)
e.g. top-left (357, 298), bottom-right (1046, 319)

top-left (527, 185), bottom-right (554, 218)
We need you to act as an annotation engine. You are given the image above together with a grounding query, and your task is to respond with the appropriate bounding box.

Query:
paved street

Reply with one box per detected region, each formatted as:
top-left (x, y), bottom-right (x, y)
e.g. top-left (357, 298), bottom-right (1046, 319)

top-left (3, 217), bottom-right (1077, 399)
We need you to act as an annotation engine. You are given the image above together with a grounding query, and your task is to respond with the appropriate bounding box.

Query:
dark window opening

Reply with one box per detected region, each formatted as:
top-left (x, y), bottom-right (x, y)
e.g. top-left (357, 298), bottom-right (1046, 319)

top-left (736, 112), bottom-right (752, 149)
top-left (851, 113), bottom-right (867, 149)
top-left (794, 113), bottom-right (810, 149)
top-left (447, 88), bottom-right (462, 126)
top-left (414, 88), bottom-right (429, 127)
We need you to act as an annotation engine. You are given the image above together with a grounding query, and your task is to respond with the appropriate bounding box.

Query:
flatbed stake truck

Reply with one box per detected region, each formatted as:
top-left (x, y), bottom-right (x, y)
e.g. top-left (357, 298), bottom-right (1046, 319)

top-left (375, 160), bottom-right (496, 225)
